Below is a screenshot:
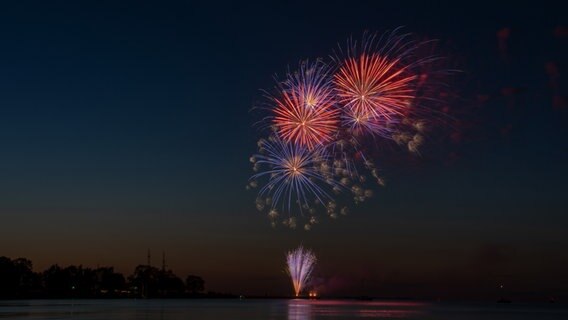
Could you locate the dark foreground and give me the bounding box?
[0,299,567,320]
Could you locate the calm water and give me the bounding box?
[0,299,567,320]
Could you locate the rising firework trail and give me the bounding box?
[286,246,316,297]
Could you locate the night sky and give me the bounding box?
[1,1,567,300]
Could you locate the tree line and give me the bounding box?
[0,256,223,299]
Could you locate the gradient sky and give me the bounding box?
[0,1,567,300]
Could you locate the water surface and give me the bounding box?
[0,299,566,319]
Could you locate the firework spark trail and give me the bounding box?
[334,54,417,138]
[286,246,316,297]
[335,55,416,117]
[250,135,339,218]
[332,29,444,144]
[341,107,397,138]
[272,61,339,150]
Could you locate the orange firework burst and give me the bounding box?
[334,53,417,132]
[272,62,339,150]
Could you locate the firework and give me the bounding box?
[249,135,340,227]
[272,61,340,150]
[286,246,316,297]
[249,29,450,229]
[334,54,416,121]
[341,107,395,138]
[333,30,435,140]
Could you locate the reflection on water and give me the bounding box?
[0,299,567,319]
[287,300,425,319]
[288,300,312,320]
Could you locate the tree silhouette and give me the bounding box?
[95,267,126,295]
[186,275,205,294]
[0,256,210,299]
[129,265,161,298]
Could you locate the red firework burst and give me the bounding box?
[334,53,417,124]
[273,89,339,150]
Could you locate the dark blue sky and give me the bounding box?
[0,1,566,298]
